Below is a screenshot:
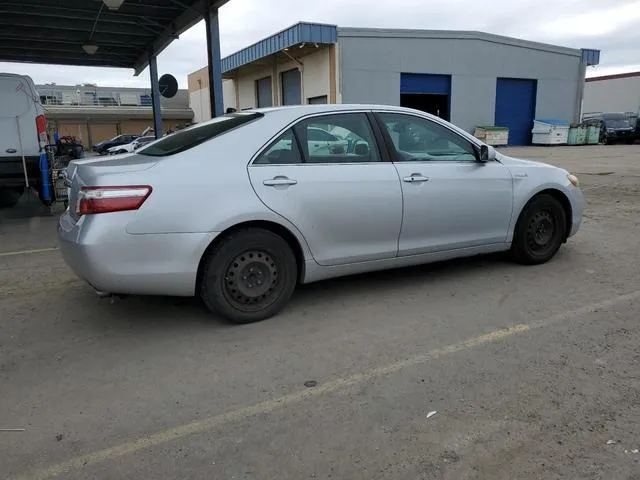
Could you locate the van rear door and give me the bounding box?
[0,75,41,186]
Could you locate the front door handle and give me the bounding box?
[403,174,429,183]
[263,177,297,187]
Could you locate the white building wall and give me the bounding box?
[189,79,237,123]
[302,48,330,102]
[190,88,210,123]
[583,75,640,115]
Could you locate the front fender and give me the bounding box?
[508,177,583,243]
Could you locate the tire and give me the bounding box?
[200,228,297,324]
[511,194,567,265]
[0,188,22,208]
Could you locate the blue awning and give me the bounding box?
[221,22,337,73]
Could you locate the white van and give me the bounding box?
[0,73,47,206]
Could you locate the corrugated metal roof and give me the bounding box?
[0,0,229,74]
[221,22,337,73]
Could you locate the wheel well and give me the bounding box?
[523,189,573,241]
[195,221,306,294]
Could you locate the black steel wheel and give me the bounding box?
[200,228,297,324]
[511,194,567,265]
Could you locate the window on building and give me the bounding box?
[256,77,273,108]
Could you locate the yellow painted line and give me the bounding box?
[13,289,640,480]
[0,247,58,258]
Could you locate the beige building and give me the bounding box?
[38,84,194,147]
[583,72,640,116]
[188,23,339,122]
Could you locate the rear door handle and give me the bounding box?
[263,177,297,187]
[403,174,429,183]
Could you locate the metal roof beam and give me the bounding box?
[0,5,173,25]
[0,53,130,68]
[0,35,147,49]
[0,27,151,46]
[0,15,155,37]
[0,47,137,61]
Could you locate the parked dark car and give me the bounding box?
[583,113,637,145]
[92,134,139,154]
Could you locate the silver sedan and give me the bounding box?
[59,105,583,324]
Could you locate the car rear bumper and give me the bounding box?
[58,210,219,296]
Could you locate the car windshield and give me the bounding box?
[138,112,263,157]
[604,117,633,128]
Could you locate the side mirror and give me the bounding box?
[478,144,496,163]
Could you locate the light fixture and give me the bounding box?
[82,44,99,55]
[102,0,125,10]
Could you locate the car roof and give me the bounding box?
[250,104,423,115]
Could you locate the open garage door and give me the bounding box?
[495,78,538,146]
[400,73,451,121]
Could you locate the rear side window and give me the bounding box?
[138,112,263,157]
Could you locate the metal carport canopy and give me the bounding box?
[0,0,228,75]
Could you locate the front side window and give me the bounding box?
[294,113,381,163]
[378,113,477,162]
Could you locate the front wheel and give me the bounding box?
[200,228,297,324]
[511,194,567,265]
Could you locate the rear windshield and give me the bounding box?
[138,112,263,157]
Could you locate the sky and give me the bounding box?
[1,0,639,89]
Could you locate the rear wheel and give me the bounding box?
[200,228,297,324]
[511,194,567,265]
[0,188,22,208]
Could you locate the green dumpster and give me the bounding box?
[586,125,601,144]
[568,125,588,145]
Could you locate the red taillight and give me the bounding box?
[35,114,47,146]
[77,186,152,216]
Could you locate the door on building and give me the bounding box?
[248,112,403,266]
[281,69,302,106]
[400,73,451,121]
[308,95,328,105]
[256,76,273,108]
[374,111,513,255]
[89,123,118,145]
[495,78,538,145]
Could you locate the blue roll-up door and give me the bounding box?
[256,77,273,108]
[400,73,451,95]
[495,78,538,146]
[281,69,301,105]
